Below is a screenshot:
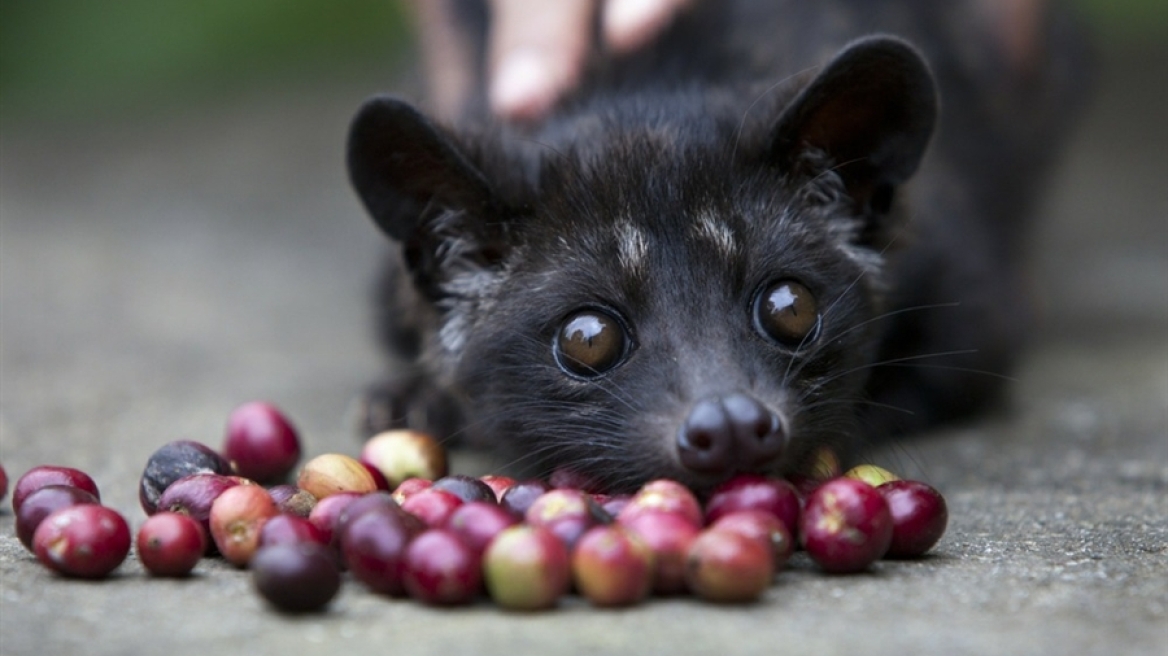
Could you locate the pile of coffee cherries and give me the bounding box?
[6,401,948,613]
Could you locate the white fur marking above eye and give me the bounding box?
[692,211,737,258]
[617,220,649,274]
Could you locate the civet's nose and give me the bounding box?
[676,393,786,474]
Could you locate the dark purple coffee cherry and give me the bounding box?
[155,473,242,550]
[258,514,329,549]
[16,485,100,551]
[499,479,551,519]
[140,440,231,515]
[13,465,101,514]
[431,474,496,504]
[252,543,341,613]
[340,505,421,596]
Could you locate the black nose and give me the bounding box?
[676,393,786,474]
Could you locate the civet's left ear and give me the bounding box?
[770,36,938,216]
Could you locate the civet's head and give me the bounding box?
[348,37,936,492]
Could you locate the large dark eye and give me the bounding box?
[754,280,820,347]
[554,310,628,377]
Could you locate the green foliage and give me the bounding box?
[0,0,413,122]
[1072,0,1168,39]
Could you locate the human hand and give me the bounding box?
[487,0,694,121]
[411,0,694,122]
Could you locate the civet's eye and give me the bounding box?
[753,280,820,347]
[554,309,629,377]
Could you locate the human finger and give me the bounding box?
[488,0,595,121]
[602,0,695,54]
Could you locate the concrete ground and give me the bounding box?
[1,29,1165,656]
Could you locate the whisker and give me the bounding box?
[869,362,1019,383]
[830,301,963,343]
[799,396,918,417]
[805,348,983,392]
[779,226,913,389]
[729,67,819,163]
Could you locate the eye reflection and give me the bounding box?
[555,310,627,377]
[754,280,820,347]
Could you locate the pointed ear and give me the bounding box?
[347,95,497,242]
[772,36,937,215]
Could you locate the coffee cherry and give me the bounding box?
[12,465,100,514]
[595,494,633,518]
[332,493,422,563]
[478,475,517,501]
[685,528,774,602]
[340,505,420,596]
[363,463,392,491]
[617,479,703,528]
[297,453,377,500]
[800,478,893,573]
[34,505,131,579]
[361,430,447,488]
[808,446,842,479]
[390,477,432,504]
[498,479,550,519]
[16,485,100,551]
[222,401,301,484]
[445,501,519,557]
[431,474,496,504]
[400,488,464,528]
[704,474,800,536]
[524,489,605,550]
[156,473,242,550]
[619,510,701,594]
[403,529,483,605]
[252,543,341,613]
[267,485,317,518]
[139,441,231,515]
[877,480,948,558]
[482,525,570,611]
[843,464,900,487]
[137,512,206,577]
[789,447,843,497]
[333,492,402,535]
[548,467,603,493]
[258,514,328,549]
[209,484,278,566]
[709,509,795,571]
[306,491,362,546]
[572,525,655,607]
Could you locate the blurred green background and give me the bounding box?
[0,0,414,125]
[0,0,1164,126]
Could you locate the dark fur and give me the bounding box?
[347,0,1088,492]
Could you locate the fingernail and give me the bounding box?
[605,0,670,52]
[491,50,556,121]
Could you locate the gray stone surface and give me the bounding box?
[1,34,1165,656]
